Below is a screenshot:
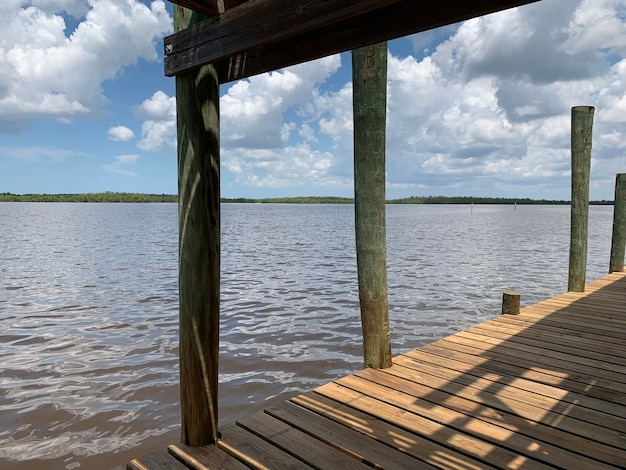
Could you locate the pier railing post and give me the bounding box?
[352,42,392,369]
[568,106,594,292]
[175,6,221,446]
[610,173,626,273]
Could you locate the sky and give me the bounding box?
[1,0,626,200]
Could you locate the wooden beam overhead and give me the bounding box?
[169,0,247,16]
[165,0,541,82]
[165,0,400,77]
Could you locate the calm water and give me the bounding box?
[0,203,614,469]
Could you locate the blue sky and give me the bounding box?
[1,0,626,200]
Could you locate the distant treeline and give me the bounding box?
[0,192,177,203]
[0,192,613,205]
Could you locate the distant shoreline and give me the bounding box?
[0,192,613,205]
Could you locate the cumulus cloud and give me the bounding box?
[121,0,625,199]
[107,125,135,142]
[135,90,176,152]
[0,0,172,132]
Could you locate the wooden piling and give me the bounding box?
[568,106,594,292]
[501,290,520,315]
[352,43,392,369]
[609,173,626,273]
[175,6,221,446]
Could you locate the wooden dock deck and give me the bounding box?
[128,272,626,469]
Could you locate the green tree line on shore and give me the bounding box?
[0,192,613,205]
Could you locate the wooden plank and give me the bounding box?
[455,330,626,375]
[467,323,626,363]
[164,0,400,76]
[237,411,373,470]
[351,368,625,469]
[510,309,626,341]
[127,450,189,470]
[373,360,626,450]
[265,401,437,469]
[217,422,314,470]
[315,380,551,470]
[291,392,502,470]
[360,369,626,468]
[415,342,626,404]
[396,349,626,418]
[165,0,541,79]
[493,315,626,347]
[169,442,249,469]
[429,336,626,393]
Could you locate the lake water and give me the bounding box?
[0,203,615,469]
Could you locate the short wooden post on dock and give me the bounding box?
[175,5,221,446]
[568,106,594,292]
[352,42,392,369]
[502,290,520,315]
[610,173,626,273]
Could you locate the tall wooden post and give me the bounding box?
[610,173,626,273]
[568,106,594,292]
[352,43,392,369]
[175,6,221,446]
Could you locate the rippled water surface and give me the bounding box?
[0,203,614,469]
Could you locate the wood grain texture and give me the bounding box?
[164,0,541,79]
[175,4,221,446]
[127,272,626,469]
[352,43,392,370]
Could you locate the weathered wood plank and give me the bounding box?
[466,323,626,363]
[237,412,373,470]
[265,401,437,470]
[352,368,624,469]
[165,0,540,80]
[164,0,399,76]
[315,380,548,469]
[217,422,315,470]
[396,350,626,418]
[428,336,626,393]
[414,342,626,404]
[169,443,249,469]
[291,392,497,470]
[373,360,626,450]
[127,450,189,470]
[492,315,626,347]
[456,330,626,375]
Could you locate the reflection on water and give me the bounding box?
[0,203,613,469]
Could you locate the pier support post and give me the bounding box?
[610,173,626,273]
[352,43,392,369]
[568,106,594,292]
[502,291,520,315]
[175,6,221,446]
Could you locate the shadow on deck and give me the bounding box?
[128,272,626,469]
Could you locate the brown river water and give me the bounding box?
[0,202,614,469]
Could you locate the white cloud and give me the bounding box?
[124,0,626,199]
[102,153,139,176]
[135,90,176,152]
[0,0,172,131]
[107,125,135,142]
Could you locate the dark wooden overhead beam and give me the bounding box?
[165,0,541,82]
[165,0,400,77]
[169,0,247,16]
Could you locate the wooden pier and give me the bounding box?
[127,271,626,469]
